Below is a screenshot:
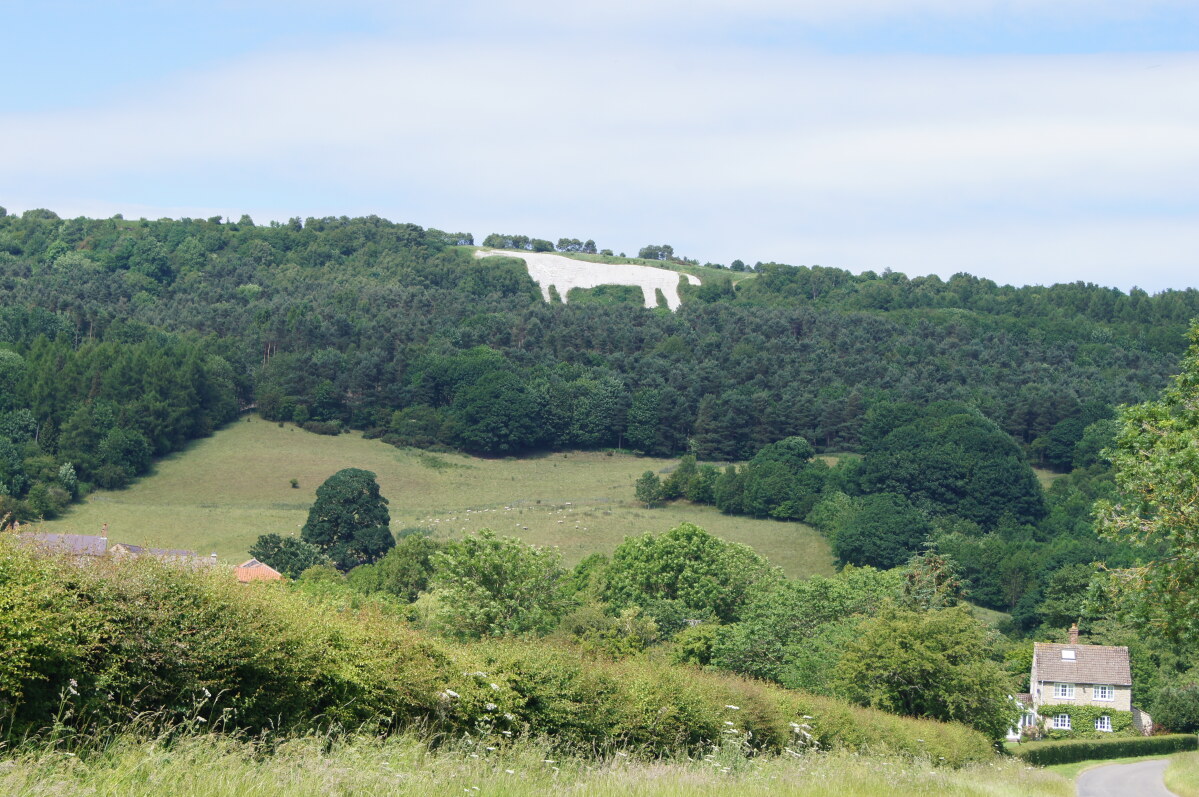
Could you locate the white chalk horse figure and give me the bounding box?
[475,249,700,310]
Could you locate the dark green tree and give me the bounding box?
[833,492,932,569]
[634,470,662,507]
[301,468,394,570]
[248,533,330,578]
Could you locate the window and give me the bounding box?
[1094,685,1115,701]
[1053,683,1075,699]
[1061,649,1076,660]
[1096,715,1112,732]
[1021,712,1037,728]
[1053,714,1071,730]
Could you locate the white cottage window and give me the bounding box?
[1096,715,1112,732]
[1053,714,1071,730]
[1094,685,1115,701]
[1053,683,1075,699]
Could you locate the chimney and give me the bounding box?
[1069,623,1079,645]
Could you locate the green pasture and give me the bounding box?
[37,418,833,575]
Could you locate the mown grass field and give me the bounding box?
[36,417,833,576]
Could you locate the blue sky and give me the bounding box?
[2,1,1197,291]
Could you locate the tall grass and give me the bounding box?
[1167,752,1199,797]
[0,730,1070,797]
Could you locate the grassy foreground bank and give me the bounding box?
[1168,752,1199,797]
[0,732,1069,797]
[38,417,833,576]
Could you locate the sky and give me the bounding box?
[2,1,1197,292]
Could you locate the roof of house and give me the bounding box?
[109,542,218,565]
[236,558,283,582]
[1033,642,1132,686]
[16,532,108,557]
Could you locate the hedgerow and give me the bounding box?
[0,538,992,765]
[1012,734,1198,766]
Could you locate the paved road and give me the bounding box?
[1077,758,1176,797]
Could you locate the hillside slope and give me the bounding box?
[36,417,833,575]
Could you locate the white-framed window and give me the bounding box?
[1053,714,1072,730]
[1094,685,1115,701]
[1053,683,1075,699]
[1021,711,1037,728]
[1096,715,1112,732]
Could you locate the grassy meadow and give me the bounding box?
[0,732,1070,797]
[35,417,833,575]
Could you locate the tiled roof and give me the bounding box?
[1015,693,1032,707]
[17,532,108,556]
[236,558,283,582]
[1033,642,1131,686]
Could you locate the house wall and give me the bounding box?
[1034,683,1131,712]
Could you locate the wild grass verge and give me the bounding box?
[1167,751,1199,797]
[0,730,1069,797]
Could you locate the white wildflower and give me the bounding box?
[485,703,498,711]
[445,689,460,699]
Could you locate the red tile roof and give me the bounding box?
[236,558,283,582]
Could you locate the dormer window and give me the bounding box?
[1061,650,1076,660]
[1053,683,1075,699]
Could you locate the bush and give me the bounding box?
[1154,680,1199,733]
[1012,734,1199,766]
[301,421,341,436]
[0,538,994,765]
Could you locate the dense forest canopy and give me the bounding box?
[0,206,1195,519]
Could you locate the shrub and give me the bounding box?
[301,421,340,436]
[0,540,994,765]
[1012,734,1199,766]
[1154,680,1199,733]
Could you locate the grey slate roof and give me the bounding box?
[17,532,108,557]
[110,542,217,565]
[1033,642,1132,686]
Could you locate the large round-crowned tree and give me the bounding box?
[301,468,395,570]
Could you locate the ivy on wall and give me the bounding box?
[1040,706,1134,739]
